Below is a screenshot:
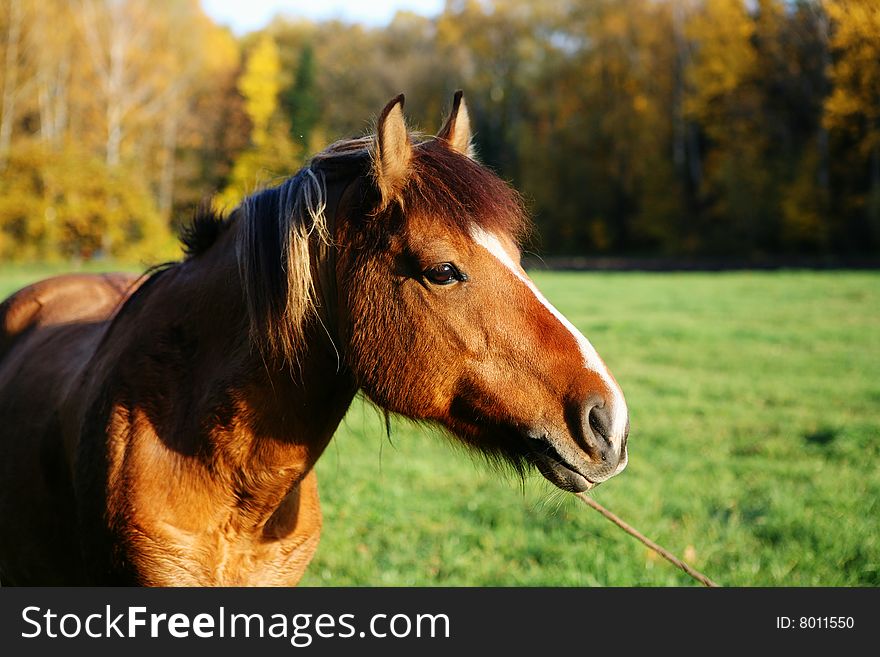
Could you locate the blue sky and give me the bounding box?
[202,0,446,34]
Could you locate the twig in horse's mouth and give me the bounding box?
[574,492,721,588]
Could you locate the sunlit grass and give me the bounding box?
[0,260,144,293]
[2,266,877,586]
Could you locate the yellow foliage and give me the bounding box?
[239,35,282,148]
[823,0,880,151]
[0,0,877,261]
[202,21,240,76]
[218,34,300,211]
[215,138,299,212]
[0,141,174,261]
[684,0,757,126]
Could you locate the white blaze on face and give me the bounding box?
[470,226,629,444]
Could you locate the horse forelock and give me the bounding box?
[403,140,530,244]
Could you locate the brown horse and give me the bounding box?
[0,93,629,586]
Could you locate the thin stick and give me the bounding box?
[575,492,720,588]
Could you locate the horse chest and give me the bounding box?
[122,470,323,586]
[138,527,319,586]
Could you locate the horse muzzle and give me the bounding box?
[523,414,629,493]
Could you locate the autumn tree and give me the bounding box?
[3,0,880,260]
[0,0,242,260]
[769,1,834,250]
[218,35,299,210]
[171,24,247,227]
[824,0,880,245]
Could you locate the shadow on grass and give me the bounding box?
[803,426,839,446]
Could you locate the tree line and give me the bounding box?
[0,0,877,260]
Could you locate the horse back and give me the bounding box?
[0,272,138,585]
[0,273,136,358]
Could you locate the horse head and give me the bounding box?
[328,93,630,492]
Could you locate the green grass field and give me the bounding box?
[1,265,877,586]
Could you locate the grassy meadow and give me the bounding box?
[1,266,877,586]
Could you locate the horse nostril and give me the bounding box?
[588,405,612,444]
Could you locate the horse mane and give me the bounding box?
[180,203,228,258]
[177,134,529,366]
[237,166,331,362]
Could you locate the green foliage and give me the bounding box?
[282,44,320,151]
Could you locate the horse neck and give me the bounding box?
[105,222,357,523]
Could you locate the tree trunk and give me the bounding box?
[36,19,69,148]
[158,109,178,220]
[815,7,830,191]
[672,1,702,192]
[54,55,69,142]
[869,143,880,245]
[0,0,23,170]
[672,1,686,170]
[106,20,125,168]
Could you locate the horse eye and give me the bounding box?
[424,263,462,285]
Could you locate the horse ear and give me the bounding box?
[373,93,412,209]
[437,90,474,157]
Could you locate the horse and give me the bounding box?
[0,92,629,586]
